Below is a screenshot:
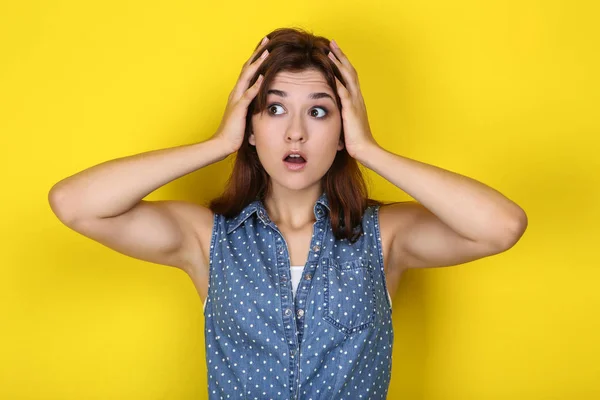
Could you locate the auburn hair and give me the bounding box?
[209,27,388,243]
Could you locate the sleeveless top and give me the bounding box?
[203,191,394,400]
[204,264,378,311]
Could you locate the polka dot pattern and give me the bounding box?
[204,192,393,399]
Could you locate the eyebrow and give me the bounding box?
[267,89,334,102]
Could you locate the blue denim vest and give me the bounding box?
[204,191,393,399]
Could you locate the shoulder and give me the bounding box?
[165,200,216,275]
[195,204,218,271]
[366,200,422,238]
[378,200,423,226]
[375,201,423,272]
[378,200,427,236]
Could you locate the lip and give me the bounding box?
[282,150,307,161]
[282,150,307,171]
[283,159,307,171]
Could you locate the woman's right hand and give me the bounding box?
[212,36,270,155]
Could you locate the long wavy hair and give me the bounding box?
[209,27,388,243]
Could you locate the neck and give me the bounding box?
[263,183,322,229]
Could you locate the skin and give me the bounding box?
[238,38,528,298]
[49,37,527,309]
[249,68,344,232]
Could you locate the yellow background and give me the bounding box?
[2,0,599,398]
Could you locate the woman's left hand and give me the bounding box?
[328,40,380,160]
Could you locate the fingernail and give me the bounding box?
[331,39,338,48]
[261,36,268,45]
[261,49,269,58]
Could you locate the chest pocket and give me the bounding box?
[322,257,376,334]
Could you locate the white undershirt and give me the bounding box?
[290,265,304,300]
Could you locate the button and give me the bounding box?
[280,275,287,282]
[284,308,292,316]
[297,309,304,318]
[290,349,295,357]
[312,245,320,252]
[304,273,312,280]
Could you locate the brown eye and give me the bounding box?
[267,104,284,115]
[311,107,327,118]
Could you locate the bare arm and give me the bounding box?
[48,36,271,276]
[48,139,230,274]
[327,41,527,273]
[49,140,228,222]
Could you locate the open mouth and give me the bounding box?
[283,154,307,170]
[284,154,306,163]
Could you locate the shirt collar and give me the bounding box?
[225,191,330,235]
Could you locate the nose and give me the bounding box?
[285,114,306,143]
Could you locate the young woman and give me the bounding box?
[48,28,527,400]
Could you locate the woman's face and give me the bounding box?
[250,68,344,191]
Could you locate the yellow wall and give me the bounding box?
[2,0,598,398]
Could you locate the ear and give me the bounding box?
[249,131,256,146]
[337,135,344,151]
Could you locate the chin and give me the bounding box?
[279,176,328,193]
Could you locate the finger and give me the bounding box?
[242,47,269,82]
[245,36,270,67]
[232,48,269,101]
[328,51,358,96]
[334,76,351,104]
[239,74,264,106]
[329,40,356,74]
[237,42,268,82]
[236,37,269,81]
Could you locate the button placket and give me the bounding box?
[273,230,299,393]
[295,219,327,348]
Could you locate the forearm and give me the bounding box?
[358,145,527,246]
[49,138,231,222]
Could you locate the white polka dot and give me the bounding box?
[205,198,392,398]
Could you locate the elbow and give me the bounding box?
[48,184,78,226]
[494,208,528,251]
